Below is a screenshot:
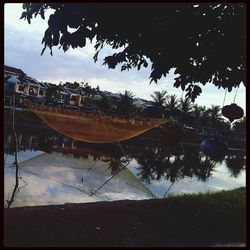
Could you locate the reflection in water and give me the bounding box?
[123,142,222,184]
[4,128,246,207]
[225,153,246,178]
[5,129,246,184]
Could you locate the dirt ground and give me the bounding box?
[4,199,245,247]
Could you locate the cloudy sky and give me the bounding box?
[4,3,246,111]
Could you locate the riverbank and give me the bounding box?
[4,187,245,247]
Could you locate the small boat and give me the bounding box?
[24,100,167,143]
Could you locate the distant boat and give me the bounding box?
[24,100,167,143]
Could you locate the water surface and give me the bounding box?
[4,136,245,208]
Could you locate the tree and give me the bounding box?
[232,116,246,132]
[21,3,246,101]
[147,90,168,118]
[96,93,114,112]
[81,82,97,97]
[178,97,193,124]
[150,90,168,107]
[165,94,179,118]
[199,107,211,127]
[207,105,222,127]
[61,81,80,89]
[225,152,245,178]
[191,104,205,126]
[115,90,135,115]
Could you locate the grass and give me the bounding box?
[154,187,246,244]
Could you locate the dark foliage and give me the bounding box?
[21,3,246,101]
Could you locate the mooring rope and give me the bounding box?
[233,86,239,103]
[222,88,227,107]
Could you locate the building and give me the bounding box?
[4,65,49,106]
[4,65,26,105]
[66,87,85,107]
[4,65,25,80]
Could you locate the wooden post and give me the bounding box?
[7,133,12,144]
[29,136,33,150]
[71,139,75,149]
[26,83,30,96]
[18,134,23,147]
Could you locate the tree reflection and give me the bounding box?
[225,152,246,178]
[126,142,218,183]
[4,128,246,184]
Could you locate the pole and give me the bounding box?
[7,94,20,208]
[29,136,33,150]
[71,139,75,149]
[19,134,23,147]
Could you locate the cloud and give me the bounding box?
[4,3,54,33]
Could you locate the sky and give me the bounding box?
[4,3,246,111]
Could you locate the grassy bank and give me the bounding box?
[4,187,245,247]
[158,187,246,244]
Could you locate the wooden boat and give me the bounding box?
[24,100,167,143]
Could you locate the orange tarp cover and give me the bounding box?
[24,101,166,143]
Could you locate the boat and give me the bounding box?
[23,100,167,143]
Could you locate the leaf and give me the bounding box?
[22,3,31,10]
[20,11,27,20]
[181,83,186,91]
[30,3,43,13]
[41,46,46,55]
[193,85,202,94]
[40,7,45,19]
[52,31,60,46]
[186,84,193,91]
[27,12,31,24]
[93,50,99,63]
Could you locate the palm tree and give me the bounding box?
[165,94,179,117]
[119,90,134,101]
[150,90,168,107]
[207,105,222,128]
[148,90,168,118]
[199,107,210,127]
[232,116,246,132]
[225,153,246,178]
[178,97,193,124]
[97,93,114,111]
[116,90,135,115]
[191,104,205,126]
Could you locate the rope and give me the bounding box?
[100,111,130,164]
[89,161,130,197]
[163,181,175,198]
[87,159,98,171]
[88,110,131,196]
[233,86,239,103]
[222,88,227,107]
